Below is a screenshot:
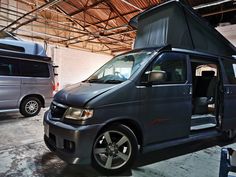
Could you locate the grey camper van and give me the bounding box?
[0,32,55,117]
[43,0,236,175]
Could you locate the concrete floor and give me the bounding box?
[0,110,236,177]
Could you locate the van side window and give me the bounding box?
[0,58,19,76]
[222,60,236,84]
[150,54,187,84]
[20,60,50,78]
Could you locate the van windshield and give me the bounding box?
[87,50,154,84]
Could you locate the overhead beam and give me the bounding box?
[121,0,143,11]
[68,29,135,45]
[0,24,68,40]
[0,0,62,32]
[53,1,113,52]
[82,9,139,29]
[0,8,89,35]
[202,7,236,17]
[193,0,233,10]
[106,1,130,25]
[11,17,37,32]
[69,0,108,16]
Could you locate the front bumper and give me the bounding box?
[43,110,103,165]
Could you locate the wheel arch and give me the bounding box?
[97,119,143,148]
[19,94,45,108]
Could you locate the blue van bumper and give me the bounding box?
[43,110,103,165]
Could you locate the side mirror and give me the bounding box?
[89,75,98,80]
[148,70,167,83]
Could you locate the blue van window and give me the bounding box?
[0,58,19,76]
[20,60,50,78]
[151,54,187,84]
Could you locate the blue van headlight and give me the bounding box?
[64,107,93,120]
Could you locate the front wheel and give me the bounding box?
[92,124,138,175]
[20,97,42,117]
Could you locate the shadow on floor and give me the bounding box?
[0,109,46,122]
[0,112,24,121]
[136,137,236,167]
[36,152,132,177]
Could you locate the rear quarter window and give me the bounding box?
[222,59,236,84]
[20,60,50,78]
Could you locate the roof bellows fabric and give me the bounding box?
[130,0,236,57]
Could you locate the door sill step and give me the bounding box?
[191,123,216,131]
[191,114,215,119]
[142,130,221,154]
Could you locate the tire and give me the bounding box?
[92,124,138,175]
[20,97,42,117]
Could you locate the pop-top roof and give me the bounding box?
[0,31,47,57]
[130,0,236,57]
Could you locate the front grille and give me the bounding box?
[50,101,67,118]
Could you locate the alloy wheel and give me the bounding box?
[93,130,132,170]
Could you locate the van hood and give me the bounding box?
[54,82,116,107]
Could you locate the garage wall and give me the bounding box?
[48,46,112,89]
[216,24,236,46]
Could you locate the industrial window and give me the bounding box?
[20,60,50,78]
[150,53,187,84]
[222,60,236,84]
[0,58,19,76]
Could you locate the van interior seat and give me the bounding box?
[193,71,217,114]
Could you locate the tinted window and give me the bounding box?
[0,58,19,76]
[20,60,50,78]
[222,60,236,84]
[0,43,25,52]
[151,53,187,84]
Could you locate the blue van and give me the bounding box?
[43,1,236,174]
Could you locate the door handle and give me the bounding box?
[183,86,192,95]
[189,86,192,95]
[225,87,230,95]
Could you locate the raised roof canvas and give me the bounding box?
[130,1,236,57]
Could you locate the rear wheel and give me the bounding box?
[20,97,42,117]
[92,124,138,175]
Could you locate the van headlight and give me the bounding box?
[64,108,93,120]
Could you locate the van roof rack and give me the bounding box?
[0,31,47,57]
[0,48,51,62]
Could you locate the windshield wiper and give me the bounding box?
[104,80,123,84]
[87,79,103,83]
